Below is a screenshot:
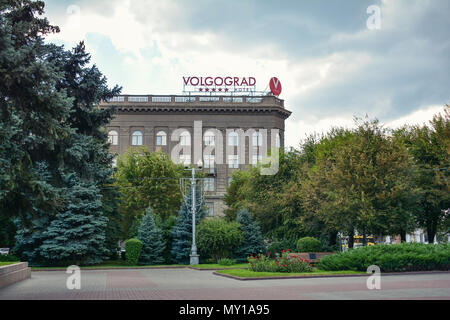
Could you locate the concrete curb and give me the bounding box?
[213,270,450,281]
[0,262,31,288]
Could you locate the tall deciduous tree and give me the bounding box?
[301,119,419,246]
[395,106,450,243]
[115,147,187,238]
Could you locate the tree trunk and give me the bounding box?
[427,223,437,244]
[400,230,406,243]
[348,231,354,249]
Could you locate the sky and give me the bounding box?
[43,0,449,148]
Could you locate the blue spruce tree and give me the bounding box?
[171,185,207,264]
[138,207,165,265]
[233,208,266,262]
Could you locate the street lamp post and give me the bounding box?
[185,160,202,265]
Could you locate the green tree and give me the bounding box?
[233,208,265,262]
[171,186,207,264]
[196,218,243,262]
[3,1,121,265]
[115,148,186,237]
[137,207,165,265]
[395,106,450,243]
[301,119,419,246]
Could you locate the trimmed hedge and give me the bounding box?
[125,238,143,265]
[0,254,19,262]
[296,237,321,252]
[317,243,450,272]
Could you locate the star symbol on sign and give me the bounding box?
[212,88,216,92]
[225,88,229,92]
[199,88,203,92]
[218,88,222,92]
[205,88,209,92]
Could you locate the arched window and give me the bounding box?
[132,130,143,146]
[180,130,191,146]
[156,131,167,146]
[228,131,238,146]
[108,130,118,145]
[275,133,281,148]
[252,131,263,147]
[204,130,215,146]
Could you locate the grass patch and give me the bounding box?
[190,263,248,269]
[215,268,364,278]
[0,262,20,267]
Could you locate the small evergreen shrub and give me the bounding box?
[248,251,313,273]
[297,237,321,252]
[125,238,143,265]
[218,258,237,266]
[318,243,450,272]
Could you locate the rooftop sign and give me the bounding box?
[183,76,256,93]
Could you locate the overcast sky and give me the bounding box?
[43,0,449,148]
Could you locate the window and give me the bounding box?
[204,130,215,146]
[180,154,191,166]
[228,132,238,146]
[203,154,215,168]
[228,155,239,169]
[132,130,143,146]
[206,203,214,217]
[108,130,118,145]
[228,177,233,186]
[275,133,281,148]
[203,178,215,192]
[156,131,167,146]
[180,130,191,146]
[252,131,263,147]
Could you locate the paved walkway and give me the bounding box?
[0,268,449,300]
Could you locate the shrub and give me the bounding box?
[0,254,20,262]
[248,251,313,273]
[125,238,143,265]
[297,237,321,252]
[196,218,243,262]
[218,258,237,266]
[318,243,450,272]
[267,239,297,257]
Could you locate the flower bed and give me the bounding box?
[248,250,313,273]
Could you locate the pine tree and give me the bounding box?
[137,207,165,265]
[234,208,266,262]
[171,186,207,264]
[5,1,121,265]
[39,174,108,265]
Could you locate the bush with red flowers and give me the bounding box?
[247,250,313,273]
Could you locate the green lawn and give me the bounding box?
[190,263,248,270]
[0,262,20,267]
[215,268,365,278]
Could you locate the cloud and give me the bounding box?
[43,0,450,148]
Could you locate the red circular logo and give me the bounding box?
[269,77,282,96]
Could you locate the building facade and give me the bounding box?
[99,94,291,217]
